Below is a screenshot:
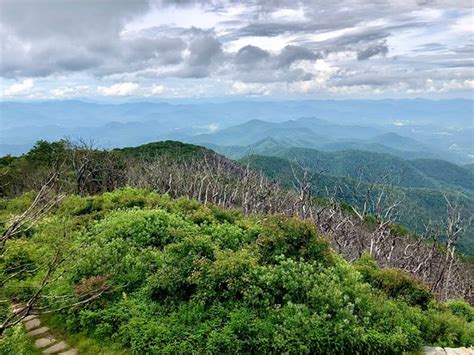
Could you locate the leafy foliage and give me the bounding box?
[116,140,208,161]
[355,253,433,308]
[0,325,39,355]
[1,188,473,353]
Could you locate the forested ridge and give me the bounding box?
[239,150,474,255]
[1,140,473,353]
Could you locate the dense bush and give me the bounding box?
[355,253,433,308]
[0,325,38,355]
[1,188,473,354]
[447,299,474,322]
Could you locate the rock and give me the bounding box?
[59,350,78,355]
[23,315,38,321]
[423,347,474,355]
[27,326,49,336]
[35,337,57,349]
[444,348,474,355]
[423,347,446,354]
[11,305,26,316]
[42,341,68,354]
[24,318,41,331]
[11,304,23,312]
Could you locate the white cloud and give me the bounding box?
[97,82,139,96]
[225,35,292,52]
[1,1,473,99]
[3,79,34,96]
[270,8,306,22]
[51,85,89,98]
[231,81,270,95]
[150,84,165,95]
[289,59,339,93]
[451,13,474,34]
[206,123,220,132]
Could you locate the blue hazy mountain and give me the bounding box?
[1,99,472,163]
[190,116,471,164]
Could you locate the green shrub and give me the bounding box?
[420,305,474,347]
[356,253,433,308]
[2,188,473,354]
[447,299,474,322]
[0,325,37,355]
[255,215,333,265]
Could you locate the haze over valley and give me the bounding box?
[2,99,473,166]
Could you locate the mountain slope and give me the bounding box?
[191,119,329,147]
[189,116,470,164]
[250,146,472,190]
[117,140,210,160]
[241,150,474,255]
[2,188,473,353]
[412,159,474,190]
[370,132,429,152]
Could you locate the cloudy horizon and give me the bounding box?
[1,0,473,100]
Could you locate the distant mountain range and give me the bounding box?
[192,117,470,164]
[1,99,473,164]
[180,113,473,254]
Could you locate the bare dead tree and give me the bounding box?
[290,159,316,220]
[0,174,63,250]
[437,194,472,301]
[0,174,64,334]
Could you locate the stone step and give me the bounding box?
[444,348,474,355]
[424,346,474,354]
[12,307,26,315]
[27,326,50,337]
[424,347,446,354]
[42,341,68,354]
[24,318,41,331]
[11,304,23,312]
[12,302,77,354]
[35,336,58,349]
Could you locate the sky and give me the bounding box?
[0,0,473,100]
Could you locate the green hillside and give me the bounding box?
[1,140,472,256]
[204,138,289,159]
[209,140,473,192]
[208,138,447,163]
[117,140,209,160]
[247,147,473,191]
[1,188,473,353]
[412,159,474,190]
[0,140,212,197]
[242,153,474,255]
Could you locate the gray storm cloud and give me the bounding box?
[0,0,472,96]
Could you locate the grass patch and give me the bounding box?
[40,314,130,355]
